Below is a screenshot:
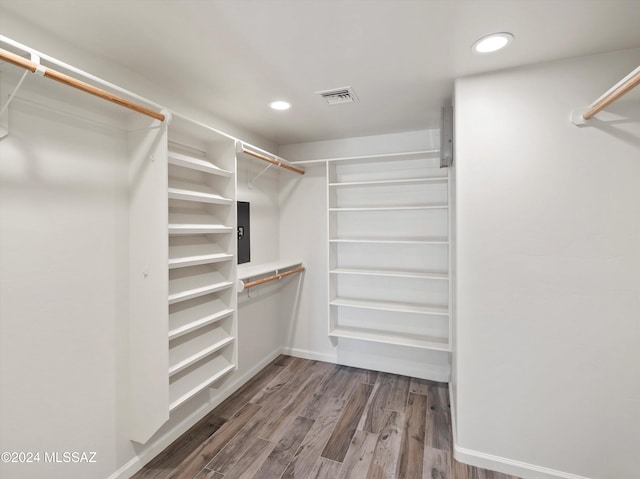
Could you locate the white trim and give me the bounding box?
[108,347,283,479]
[280,346,338,364]
[449,385,593,479]
[452,446,593,479]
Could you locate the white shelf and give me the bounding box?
[329,177,447,187]
[169,252,233,269]
[237,260,303,281]
[330,297,448,316]
[329,204,447,212]
[329,326,449,352]
[169,238,231,267]
[169,307,234,341]
[168,151,232,177]
[330,268,448,280]
[292,149,440,165]
[329,237,448,245]
[169,270,233,304]
[169,359,235,412]
[169,336,235,377]
[168,187,233,206]
[168,224,233,235]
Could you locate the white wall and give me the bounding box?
[235,157,285,373]
[0,9,282,479]
[0,86,130,479]
[278,130,450,378]
[454,48,640,479]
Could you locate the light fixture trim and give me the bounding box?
[269,100,291,110]
[472,32,514,54]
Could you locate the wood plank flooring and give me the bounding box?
[132,356,520,479]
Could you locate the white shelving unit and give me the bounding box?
[166,116,238,414]
[327,150,451,352]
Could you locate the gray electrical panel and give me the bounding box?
[440,106,454,168]
[237,201,250,264]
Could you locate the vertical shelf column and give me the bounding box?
[166,119,238,414]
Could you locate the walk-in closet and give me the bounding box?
[1,2,639,479]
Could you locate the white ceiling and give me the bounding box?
[2,0,640,145]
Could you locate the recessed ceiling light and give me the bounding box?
[269,100,291,110]
[472,32,514,54]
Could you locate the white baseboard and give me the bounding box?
[448,385,592,479]
[280,346,337,363]
[108,347,283,479]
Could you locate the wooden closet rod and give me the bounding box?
[242,266,305,289]
[241,147,305,175]
[583,65,640,120]
[0,48,165,122]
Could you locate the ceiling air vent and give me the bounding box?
[316,86,359,105]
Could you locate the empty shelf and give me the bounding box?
[169,271,233,304]
[169,252,233,269]
[169,307,234,341]
[329,204,448,212]
[169,336,235,377]
[169,224,233,235]
[168,151,232,177]
[330,268,448,280]
[329,177,448,187]
[168,187,233,206]
[237,260,303,281]
[329,325,450,352]
[169,360,235,412]
[330,297,448,316]
[329,237,448,245]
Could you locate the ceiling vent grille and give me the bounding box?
[316,86,359,105]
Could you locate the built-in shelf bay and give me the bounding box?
[327,150,451,354]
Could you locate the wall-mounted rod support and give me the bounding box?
[241,146,305,175]
[242,266,305,290]
[248,163,273,189]
[582,65,640,121]
[0,48,166,122]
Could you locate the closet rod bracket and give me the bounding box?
[0,69,30,140]
[248,163,273,189]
